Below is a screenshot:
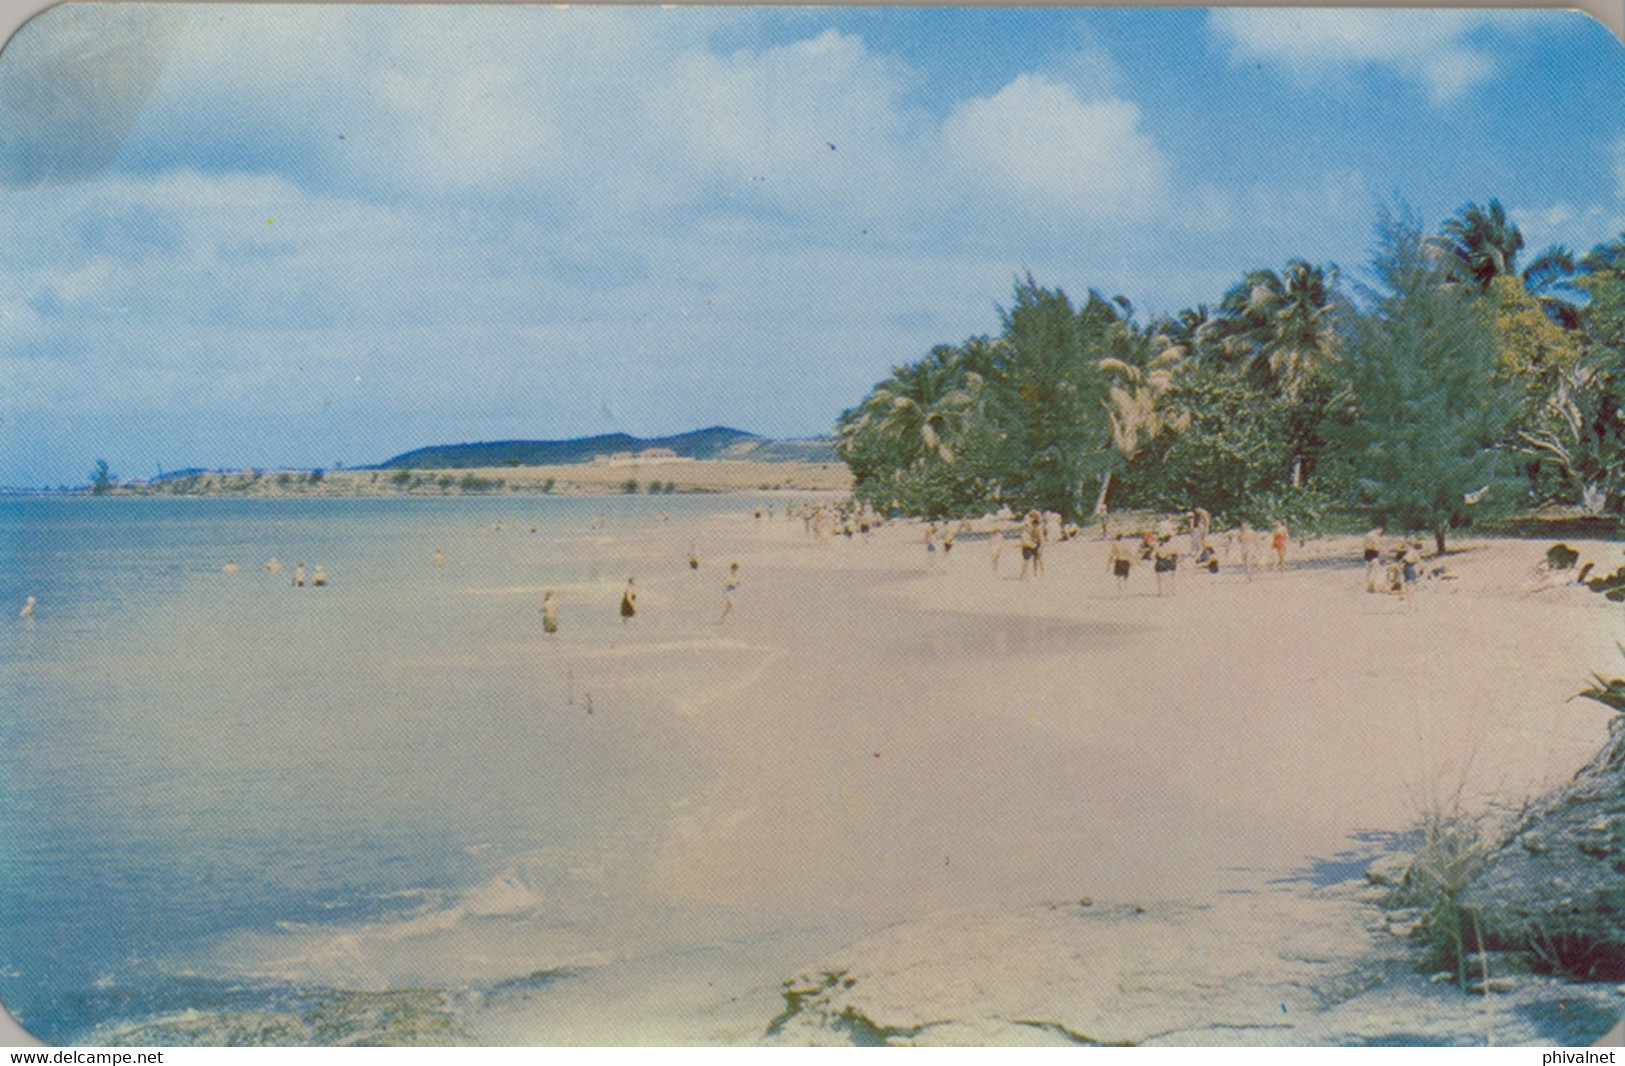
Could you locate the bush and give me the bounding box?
[1406,804,1490,988]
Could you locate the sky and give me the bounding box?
[0,3,1623,487]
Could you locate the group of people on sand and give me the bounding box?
[1101,510,1291,595]
[539,551,743,635]
[1363,527,1430,604]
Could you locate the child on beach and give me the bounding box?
[1271,523,1289,573]
[720,562,740,622]
[541,589,559,634]
[1108,535,1134,594]
[1401,541,1421,608]
[1363,527,1384,592]
[620,578,637,623]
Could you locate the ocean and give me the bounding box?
[0,493,770,1043]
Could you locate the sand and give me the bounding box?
[445,509,1624,1042]
[107,459,852,496]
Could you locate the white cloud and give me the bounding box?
[1514,201,1625,258]
[940,75,1170,223]
[1211,9,1529,104]
[641,29,924,222]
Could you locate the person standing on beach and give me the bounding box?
[1019,511,1043,579]
[990,529,1004,575]
[1108,535,1134,595]
[1401,540,1421,609]
[1153,535,1178,596]
[688,543,700,572]
[924,523,938,570]
[1237,523,1258,581]
[620,578,637,623]
[719,562,740,622]
[1190,508,1210,560]
[1363,527,1384,592]
[541,589,559,635]
[1271,522,1289,573]
[293,562,306,588]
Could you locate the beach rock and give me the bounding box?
[765,885,1411,1046]
[764,885,1625,1046]
[1467,715,1625,979]
[91,988,472,1047]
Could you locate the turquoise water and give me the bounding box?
[0,494,743,1042]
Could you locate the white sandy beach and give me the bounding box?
[451,510,1625,1041]
[82,502,1621,1045]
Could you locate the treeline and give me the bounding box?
[837,202,1625,550]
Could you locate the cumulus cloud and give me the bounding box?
[1210,9,1530,104]
[940,74,1170,224]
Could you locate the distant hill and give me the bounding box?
[375,426,839,469]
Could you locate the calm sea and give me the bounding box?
[0,493,755,1042]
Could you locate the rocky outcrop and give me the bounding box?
[92,988,472,1047]
[1469,715,1625,979]
[763,884,1625,1046]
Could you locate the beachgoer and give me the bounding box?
[19,596,35,619]
[1018,511,1043,579]
[688,543,700,571]
[720,562,740,621]
[433,547,444,568]
[223,561,239,573]
[1401,540,1422,608]
[1108,535,1134,594]
[293,562,306,588]
[620,578,637,623]
[1190,507,1211,560]
[924,523,938,570]
[541,589,559,634]
[1154,535,1179,596]
[1237,523,1258,581]
[1363,527,1384,592]
[942,529,955,556]
[990,529,1004,575]
[311,566,327,587]
[265,557,283,574]
[1271,523,1289,573]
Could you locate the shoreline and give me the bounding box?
[23,500,1625,1045]
[48,459,853,499]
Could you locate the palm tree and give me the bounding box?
[1261,259,1339,403]
[1433,199,1525,293]
[1097,344,1189,460]
[843,347,982,468]
[1208,260,1339,401]
[1521,245,1582,330]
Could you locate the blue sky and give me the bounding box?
[0,4,1622,487]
